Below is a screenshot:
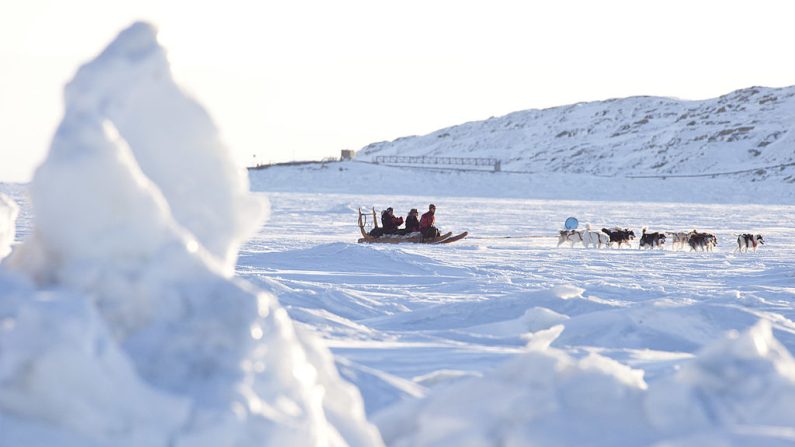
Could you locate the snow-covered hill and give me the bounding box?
[359,86,795,180]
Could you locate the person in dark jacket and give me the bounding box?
[381,207,404,234]
[404,208,420,233]
[419,204,440,238]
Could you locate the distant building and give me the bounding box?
[340,149,356,161]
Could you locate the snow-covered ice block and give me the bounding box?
[0,193,18,259]
[63,21,266,274]
[0,21,382,447]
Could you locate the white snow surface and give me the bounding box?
[375,321,795,447]
[230,184,795,446]
[250,160,795,204]
[0,22,380,447]
[6,172,795,447]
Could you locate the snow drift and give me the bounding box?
[0,21,381,446]
[375,321,795,447]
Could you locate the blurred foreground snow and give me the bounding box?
[0,22,380,447]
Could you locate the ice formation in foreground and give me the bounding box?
[0,193,17,259]
[63,21,264,274]
[0,22,381,447]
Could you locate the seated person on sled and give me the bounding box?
[380,207,404,234]
[419,204,440,238]
[405,208,420,233]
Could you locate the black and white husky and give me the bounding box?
[601,227,635,248]
[688,230,717,251]
[736,234,764,252]
[639,227,666,249]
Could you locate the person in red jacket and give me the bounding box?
[381,207,404,234]
[419,204,440,238]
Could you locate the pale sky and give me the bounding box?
[2,0,794,182]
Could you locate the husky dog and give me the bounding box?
[666,232,690,251]
[688,230,717,251]
[736,233,764,252]
[639,227,666,249]
[582,224,609,248]
[557,230,583,248]
[601,227,636,248]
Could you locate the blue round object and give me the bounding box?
[564,217,579,230]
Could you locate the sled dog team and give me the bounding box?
[366,204,765,252]
[558,226,764,252]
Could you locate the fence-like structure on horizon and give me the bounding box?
[373,155,501,172]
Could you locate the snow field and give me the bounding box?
[250,160,795,205]
[238,191,795,445]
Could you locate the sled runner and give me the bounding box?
[357,208,467,244]
[435,231,468,244]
